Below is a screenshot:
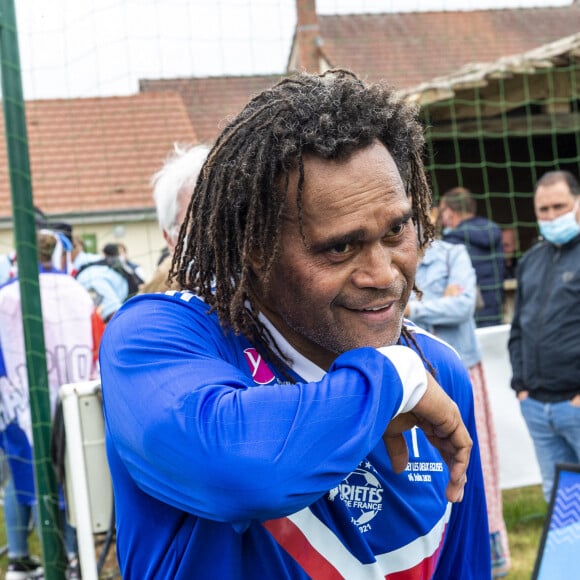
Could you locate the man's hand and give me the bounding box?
[382,372,472,503]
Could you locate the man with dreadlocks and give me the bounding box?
[100,70,490,579]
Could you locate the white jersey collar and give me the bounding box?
[258,313,326,382]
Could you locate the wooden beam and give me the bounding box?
[422,68,580,122]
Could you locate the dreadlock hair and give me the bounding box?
[171,69,435,371]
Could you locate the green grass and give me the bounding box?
[0,485,547,578]
[503,484,547,579]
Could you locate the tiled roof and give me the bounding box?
[316,5,580,88]
[141,6,580,145]
[139,75,286,144]
[0,92,198,219]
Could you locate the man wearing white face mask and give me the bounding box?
[508,170,580,502]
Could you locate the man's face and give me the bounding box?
[251,141,419,370]
[534,180,578,222]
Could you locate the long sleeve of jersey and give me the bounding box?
[101,293,423,524]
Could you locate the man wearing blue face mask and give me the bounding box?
[508,170,580,503]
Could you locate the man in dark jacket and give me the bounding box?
[508,170,580,502]
[439,187,505,327]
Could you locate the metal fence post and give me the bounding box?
[0,0,67,577]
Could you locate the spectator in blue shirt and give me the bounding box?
[439,187,505,327]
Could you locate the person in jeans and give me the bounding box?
[509,170,580,502]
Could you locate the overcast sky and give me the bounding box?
[14,0,572,100]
